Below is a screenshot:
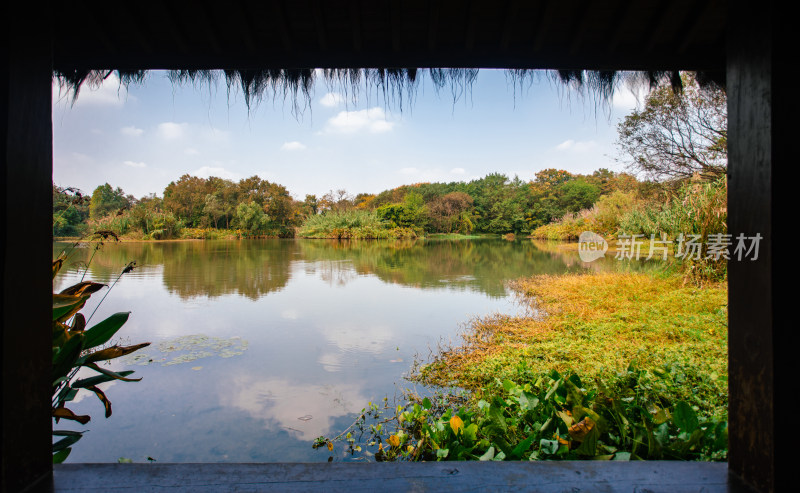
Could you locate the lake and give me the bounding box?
[53,238,633,462]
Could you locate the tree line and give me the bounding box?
[53,167,649,240]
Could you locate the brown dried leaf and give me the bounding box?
[84,343,151,364]
[53,407,91,425]
[87,385,113,418]
[568,417,596,442]
[60,281,106,297]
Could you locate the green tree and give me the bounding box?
[235,201,269,233]
[427,192,474,233]
[203,194,225,228]
[557,179,600,214]
[53,185,90,236]
[89,183,131,220]
[163,175,211,227]
[304,194,319,216]
[616,72,727,181]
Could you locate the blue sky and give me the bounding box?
[52,69,643,200]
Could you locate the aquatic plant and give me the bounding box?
[315,365,727,462]
[51,245,149,463]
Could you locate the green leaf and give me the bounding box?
[518,391,539,411]
[83,312,130,349]
[539,439,559,455]
[422,397,432,410]
[511,435,535,459]
[53,448,72,464]
[72,371,136,389]
[53,434,82,452]
[84,363,142,382]
[463,423,479,442]
[52,294,87,322]
[575,426,599,456]
[478,446,495,461]
[53,430,84,437]
[713,421,728,450]
[545,379,561,401]
[673,401,698,433]
[436,448,449,459]
[613,452,631,461]
[52,333,85,384]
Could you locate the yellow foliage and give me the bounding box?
[449,415,464,435]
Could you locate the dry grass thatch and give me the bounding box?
[53,68,724,113]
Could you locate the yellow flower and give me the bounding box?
[388,435,400,447]
[326,441,333,452]
[407,445,415,453]
[449,415,464,435]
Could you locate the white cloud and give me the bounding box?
[324,107,394,134]
[397,167,476,183]
[123,161,147,168]
[555,139,597,152]
[220,375,368,441]
[281,141,307,151]
[120,126,144,137]
[157,122,188,140]
[612,85,647,111]
[319,92,344,108]
[192,166,241,181]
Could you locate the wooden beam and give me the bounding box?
[312,0,328,52]
[160,1,191,54]
[677,0,716,53]
[500,0,521,52]
[123,5,155,54]
[727,2,782,492]
[605,0,635,54]
[2,8,54,492]
[233,0,257,53]
[196,0,224,55]
[349,0,362,52]
[644,1,680,53]
[389,0,401,53]
[465,0,478,52]
[532,0,559,52]
[428,0,440,53]
[52,462,736,491]
[270,0,293,55]
[568,2,595,55]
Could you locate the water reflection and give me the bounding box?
[51,238,651,462]
[57,238,611,300]
[220,375,369,441]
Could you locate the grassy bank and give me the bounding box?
[418,271,727,416]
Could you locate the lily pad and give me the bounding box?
[122,334,249,367]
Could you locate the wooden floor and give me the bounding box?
[49,461,749,492]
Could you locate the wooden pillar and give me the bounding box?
[1,9,54,492]
[727,1,784,491]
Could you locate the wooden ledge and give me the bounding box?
[50,461,748,492]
